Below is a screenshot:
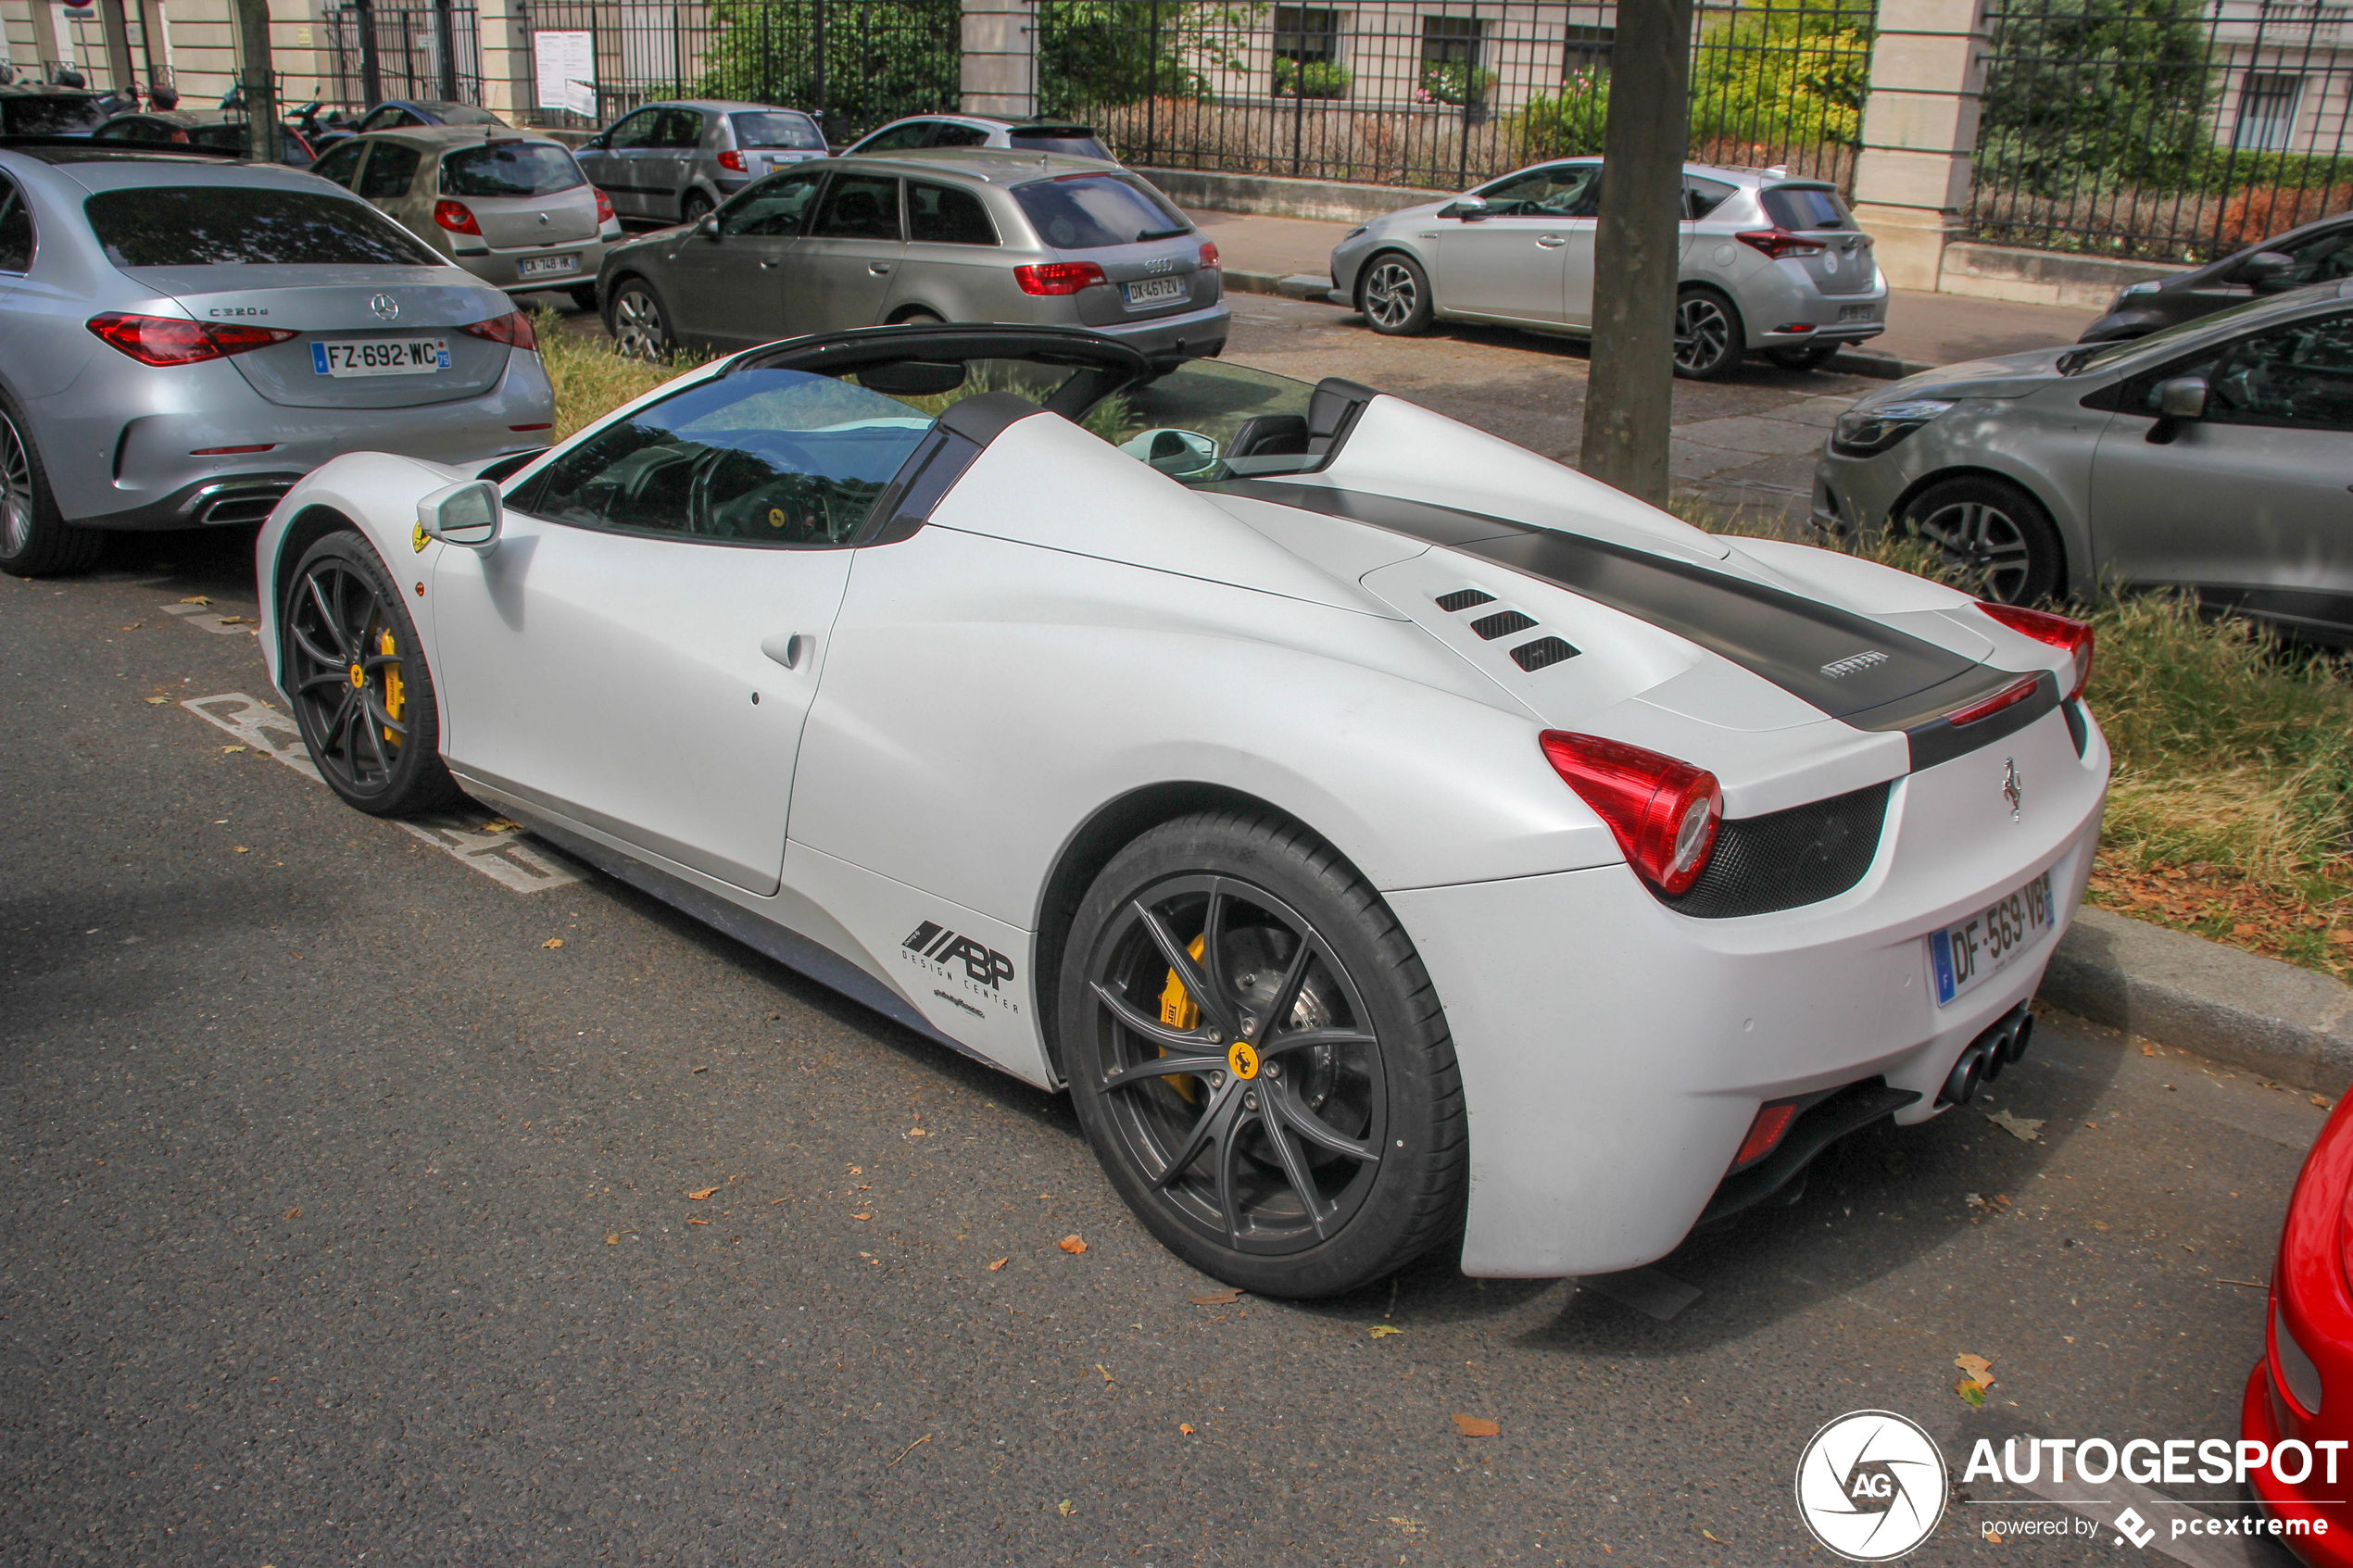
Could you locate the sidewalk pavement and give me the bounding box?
[1186,207,2102,372]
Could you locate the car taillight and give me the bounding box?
[1979,601,2095,702]
[462,310,538,351]
[86,312,296,366]
[1199,240,1220,270]
[595,187,615,223]
[1946,674,2042,728]
[1013,261,1109,295]
[1539,731,1723,897]
[717,148,746,171]
[1734,1100,1800,1168]
[434,199,482,235]
[1737,228,1826,261]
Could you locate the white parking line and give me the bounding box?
[180,692,580,895]
[159,601,259,636]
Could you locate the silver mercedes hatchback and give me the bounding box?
[1328,158,1888,379]
[0,144,554,576]
[596,148,1227,361]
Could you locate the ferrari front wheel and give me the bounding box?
[283,532,459,817]
[1062,811,1466,1298]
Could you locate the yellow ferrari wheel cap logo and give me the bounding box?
[1227,1040,1261,1080]
[347,663,365,689]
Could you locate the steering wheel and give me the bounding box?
[684,430,824,539]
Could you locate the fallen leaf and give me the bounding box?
[2140,1042,2159,1056]
[143,696,167,705]
[986,1257,1009,1272]
[1983,1107,2044,1141]
[852,1212,872,1222]
[1955,1352,1994,1384]
[2234,922,2260,937]
[221,745,246,754]
[687,1217,711,1225]
[607,1234,621,1245]
[283,1207,300,1221]
[1702,1529,1726,1544]
[908,1126,928,1136]
[1096,1363,1113,1383]
[1188,1289,1241,1306]
[1956,1376,1987,1407]
[1058,1235,1088,1255]
[1370,1324,1405,1338]
[2332,929,2353,947]
[1179,1423,1195,1436]
[233,846,250,854]
[481,817,521,833]
[2315,1095,2334,1109]
[686,1187,719,1200]
[216,615,246,626]
[180,596,210,606]
[1056,1500,1075,1518]
[1452,1413,1501,1437]
[541,938,564,949]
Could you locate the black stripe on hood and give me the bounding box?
[1212,480,2053,766]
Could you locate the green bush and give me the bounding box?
[1273,57,1352,99]
[1978,0,2215,197]
[1688,1,1870,148]
[1514,69,1610,158]
[695,0,958,131]
[1417,61,1496,107]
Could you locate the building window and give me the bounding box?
[1273,6,1349,97]
[1420,14,1491,105]
[1562,23,1613,76]
[2237,71,2305,150]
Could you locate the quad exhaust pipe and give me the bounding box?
[1938,1004,2035,1107]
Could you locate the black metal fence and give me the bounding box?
[1034,0,1873,193]
[515,0,959,140]
[1969,0,2353,264]
[324,0,485,110]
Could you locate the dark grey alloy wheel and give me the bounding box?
[679,191,714,228]
[1899,474,2064,606]
[1360,255,1434,335]
[1673,287,1744,381]
[0,399,102,578]
[1063,812,1466,1298]
[607,280,672,360]
[283,533,460,817]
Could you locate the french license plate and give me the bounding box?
[518,252,580,279]
[1929,870,2057,1007]
[1839,303,1879,322]
[311,338,449,377]
[1124,276,1186,307]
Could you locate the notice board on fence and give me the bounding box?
[535,31,596,118]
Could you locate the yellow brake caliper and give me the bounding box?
[379,627,405,747]
[1158,935,1208,1102]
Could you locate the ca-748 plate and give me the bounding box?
[1929,870,2056,1007]
[311,338,449,377]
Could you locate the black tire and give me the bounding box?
[281,531,461,817]
[0,393,103,578]
[1673,285,1745,381]
[678,191,713,229]
[1357,252,1435,336]
[1764,341,1840,372]
[1898,473,2066,606]
[567,281,599,312]
[1060,810,1466,1298]
[605,276,671,360]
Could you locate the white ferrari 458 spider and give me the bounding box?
[256,324,2108,1298]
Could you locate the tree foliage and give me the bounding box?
[694,0,960,135]
[1686,0,1872,149]
[1977,0,2216,195]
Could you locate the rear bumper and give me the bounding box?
[1087,300,1230,360]
[449,234,618,295]
[1735,262,1889,348]
[2244,1361,2353,1566]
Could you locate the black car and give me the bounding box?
[311,99,507,148]
[0,86,111,138]
[91,109,319,168]
[2079,208,2353,343]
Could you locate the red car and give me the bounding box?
[2247,1092,2353,1562]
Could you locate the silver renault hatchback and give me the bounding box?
[1328,158,1888,379]
[596,148,1227,360]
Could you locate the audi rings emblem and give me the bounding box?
[370,293,400,320]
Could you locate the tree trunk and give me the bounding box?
[233,0,281,165]
[1578,0,1694,508]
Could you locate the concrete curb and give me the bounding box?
[1219,270,1939,381]
[2039,908,2353,1095]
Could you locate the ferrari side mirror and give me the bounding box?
[418,478,502,549]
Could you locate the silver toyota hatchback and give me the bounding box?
[596,148,1227,360]
[0,144,554,576]
[1328,159,1888,379]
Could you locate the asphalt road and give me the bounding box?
[0,532,2327,1565]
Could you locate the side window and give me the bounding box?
[1475,164,1595,217]
[907,182,997,245]
[0,175,34,273]
[931,123,991,148]
[606,109,660,150]
[358,143,421,199]
[522,367,936,546]
[2207,312,2353,430]
[1114,358,1329,479]
[311,138,368,188]
[657,108,705,149]
[2272,226,2353,287]
[719,169,823,237]
[358,107,399,132]
[810,174,900,241]
[1686,176,1735,220]
[860,121,931,152]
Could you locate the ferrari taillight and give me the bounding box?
[1013,261,1109,295]
[87,312,296,366]
[434,199,482,235]
[462,310,538,351]
[1540,731,1723,897]
[1979,601,2095,702]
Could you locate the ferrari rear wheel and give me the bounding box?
[1062,811,1466,1298]
[283,532,459,817]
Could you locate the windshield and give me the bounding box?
[732,111,824,150]
[440,142,585,197]
[85,186,444,267]
[2060,291,2302,376]
[2,94,105,135]
[1010,129,1113,160]
[1013,174,1187,250]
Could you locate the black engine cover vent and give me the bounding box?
[1435,588,1496,613]
[1510,636,1580,671]
[1470,609,1538,641]
[1656,781,1893,920]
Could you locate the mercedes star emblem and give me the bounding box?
[370,293,399,320]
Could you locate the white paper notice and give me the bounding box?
[535,30,596,117]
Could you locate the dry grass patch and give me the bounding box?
[535,310,711,442]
